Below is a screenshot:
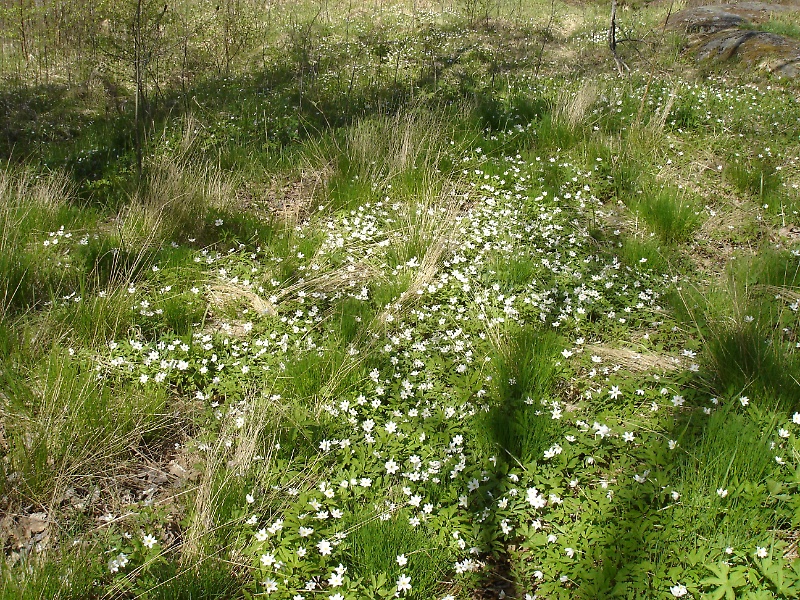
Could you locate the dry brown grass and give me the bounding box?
[181,393,276,563]
[208,282,277,317]
[585,343,684,372]
[553,79,598,130]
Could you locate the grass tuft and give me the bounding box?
[635,185,702,245]
[482,325,562,462]
[346,515,451,599]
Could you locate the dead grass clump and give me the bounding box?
[553,79,598,131]
[585,343,684,372]
[208,282,277,317]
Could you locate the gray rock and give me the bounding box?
[668,2,798,33]
[668,3,800,77]
[669,6,746,33]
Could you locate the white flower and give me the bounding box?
[717,488,728,498]
[740,396,749,406]
[565,547,575,558]
[778,428,790,438]
[793,412,800,424]
[396,574,412,593]
[593,422,611,438]
[670,583,688,597]
[299,526,313,537]
[397,554,408,566]
[261,579,278,594]
[609,386,622,399]
[543,444,562,459]
[328,572,343,587]
[142,534,157,549]
[385,459,399,474]
[756,546,768,558]
[622,431,634,442]
[261,553,275,566]
[317,539,332,555]
[526,487,547,509]
[246,493,255,504]
[268,519,284,534]
[255,529,268,542]
[109,552,128,573]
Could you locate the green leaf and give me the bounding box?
[701,562,747,600]
[758,557,800,597]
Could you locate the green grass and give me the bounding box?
[331,297,376,346]
[1,348,170,503]
[744,18,800,41]
[3,1,800,599]
[481,325,562,462]
[581,138,644,203]
[675,250,800,409]
[0,550,98,600]
[0,170,86,318]
[635,185,702,245]
[702,319,800,405]
[134,560,240,600]
[491,254,538,289]
[724,157,782,201]
[675,405,784,547]
[346,515,452,599]
[616,236,669,273]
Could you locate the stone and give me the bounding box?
[667,3,800,77]
[669,2,799,33]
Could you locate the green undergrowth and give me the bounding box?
[3,2,800,599]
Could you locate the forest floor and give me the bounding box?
[2,1,800,598]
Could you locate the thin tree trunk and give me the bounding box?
[608,0,628,76]
[135,0,143,182]
[18,0,28,60]
[663,0,675,32]
[534,0,556,78]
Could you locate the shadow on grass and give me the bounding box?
[0,18,551,210]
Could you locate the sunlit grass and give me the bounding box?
[635,184,702,245]
[2,1,800,598]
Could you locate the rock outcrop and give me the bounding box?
[668,2,800,77]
